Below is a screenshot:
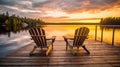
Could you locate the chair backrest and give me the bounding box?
[29,27,47,47]
[73,27,89,46]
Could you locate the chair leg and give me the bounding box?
[71,47,75,55]
[77,47,79,53]
[41,47,43,50]
[66,43,68,50]
[69,46,75,55]
[52,44,53,50]
[77,47,79,51]
[29,46,37,56]
[46,44,52,56]
[82,46,90,54]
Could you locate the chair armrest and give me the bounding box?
[86,37,88,39]
[63,36,74,43]
[63,36,74,40]
[46,36,56,43]
[67,38,74,40]
[28,37,33,40]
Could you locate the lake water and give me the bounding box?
[43,25,120,46]
[0,31,33,57]
[0,25,120,57]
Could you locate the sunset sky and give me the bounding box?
[0,0,120,23]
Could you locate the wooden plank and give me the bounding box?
[0,40,120,67]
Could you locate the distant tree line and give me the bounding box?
[0,11,44,35]
[100,17,120,25]
[0,11,44,27]
[100,17,120,29]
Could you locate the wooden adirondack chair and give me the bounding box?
[63,27,90,55]
[29,27,56,56]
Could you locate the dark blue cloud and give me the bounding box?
[0,0,18,6]
[32,0,51,7]
[0,0,120,18]
[90,0,118,5]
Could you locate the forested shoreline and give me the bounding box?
[0,12,44,35]
[0,11,44,27]
[100,17,120,25]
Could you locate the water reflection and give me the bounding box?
[0,24,29,37]
[0,24,32,57]
[0,25,120,43]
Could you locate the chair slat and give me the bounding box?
[29,28,47,47]
[63,27,90,55]
[73,27,89,46]
[29,27,56,56]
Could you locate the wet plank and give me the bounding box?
[0,40,120,67]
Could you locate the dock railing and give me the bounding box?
[95,25,120,46]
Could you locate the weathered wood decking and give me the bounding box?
[0,40,120,67]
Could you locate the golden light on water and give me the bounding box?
[44,25,98,40]
[43,25,120,46]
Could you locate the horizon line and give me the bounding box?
[40,22,100,25]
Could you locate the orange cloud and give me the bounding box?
[0,0,120,23]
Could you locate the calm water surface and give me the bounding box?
[0,31,32,57]
[44,25,120,46]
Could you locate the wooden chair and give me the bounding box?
[29,27,56,56]
[63,27,90,55]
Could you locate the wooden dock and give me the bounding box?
[0,40,120,67]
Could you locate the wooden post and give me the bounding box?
[112,27,115,46]
[95,25,97,41]
[101,27,103,42]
